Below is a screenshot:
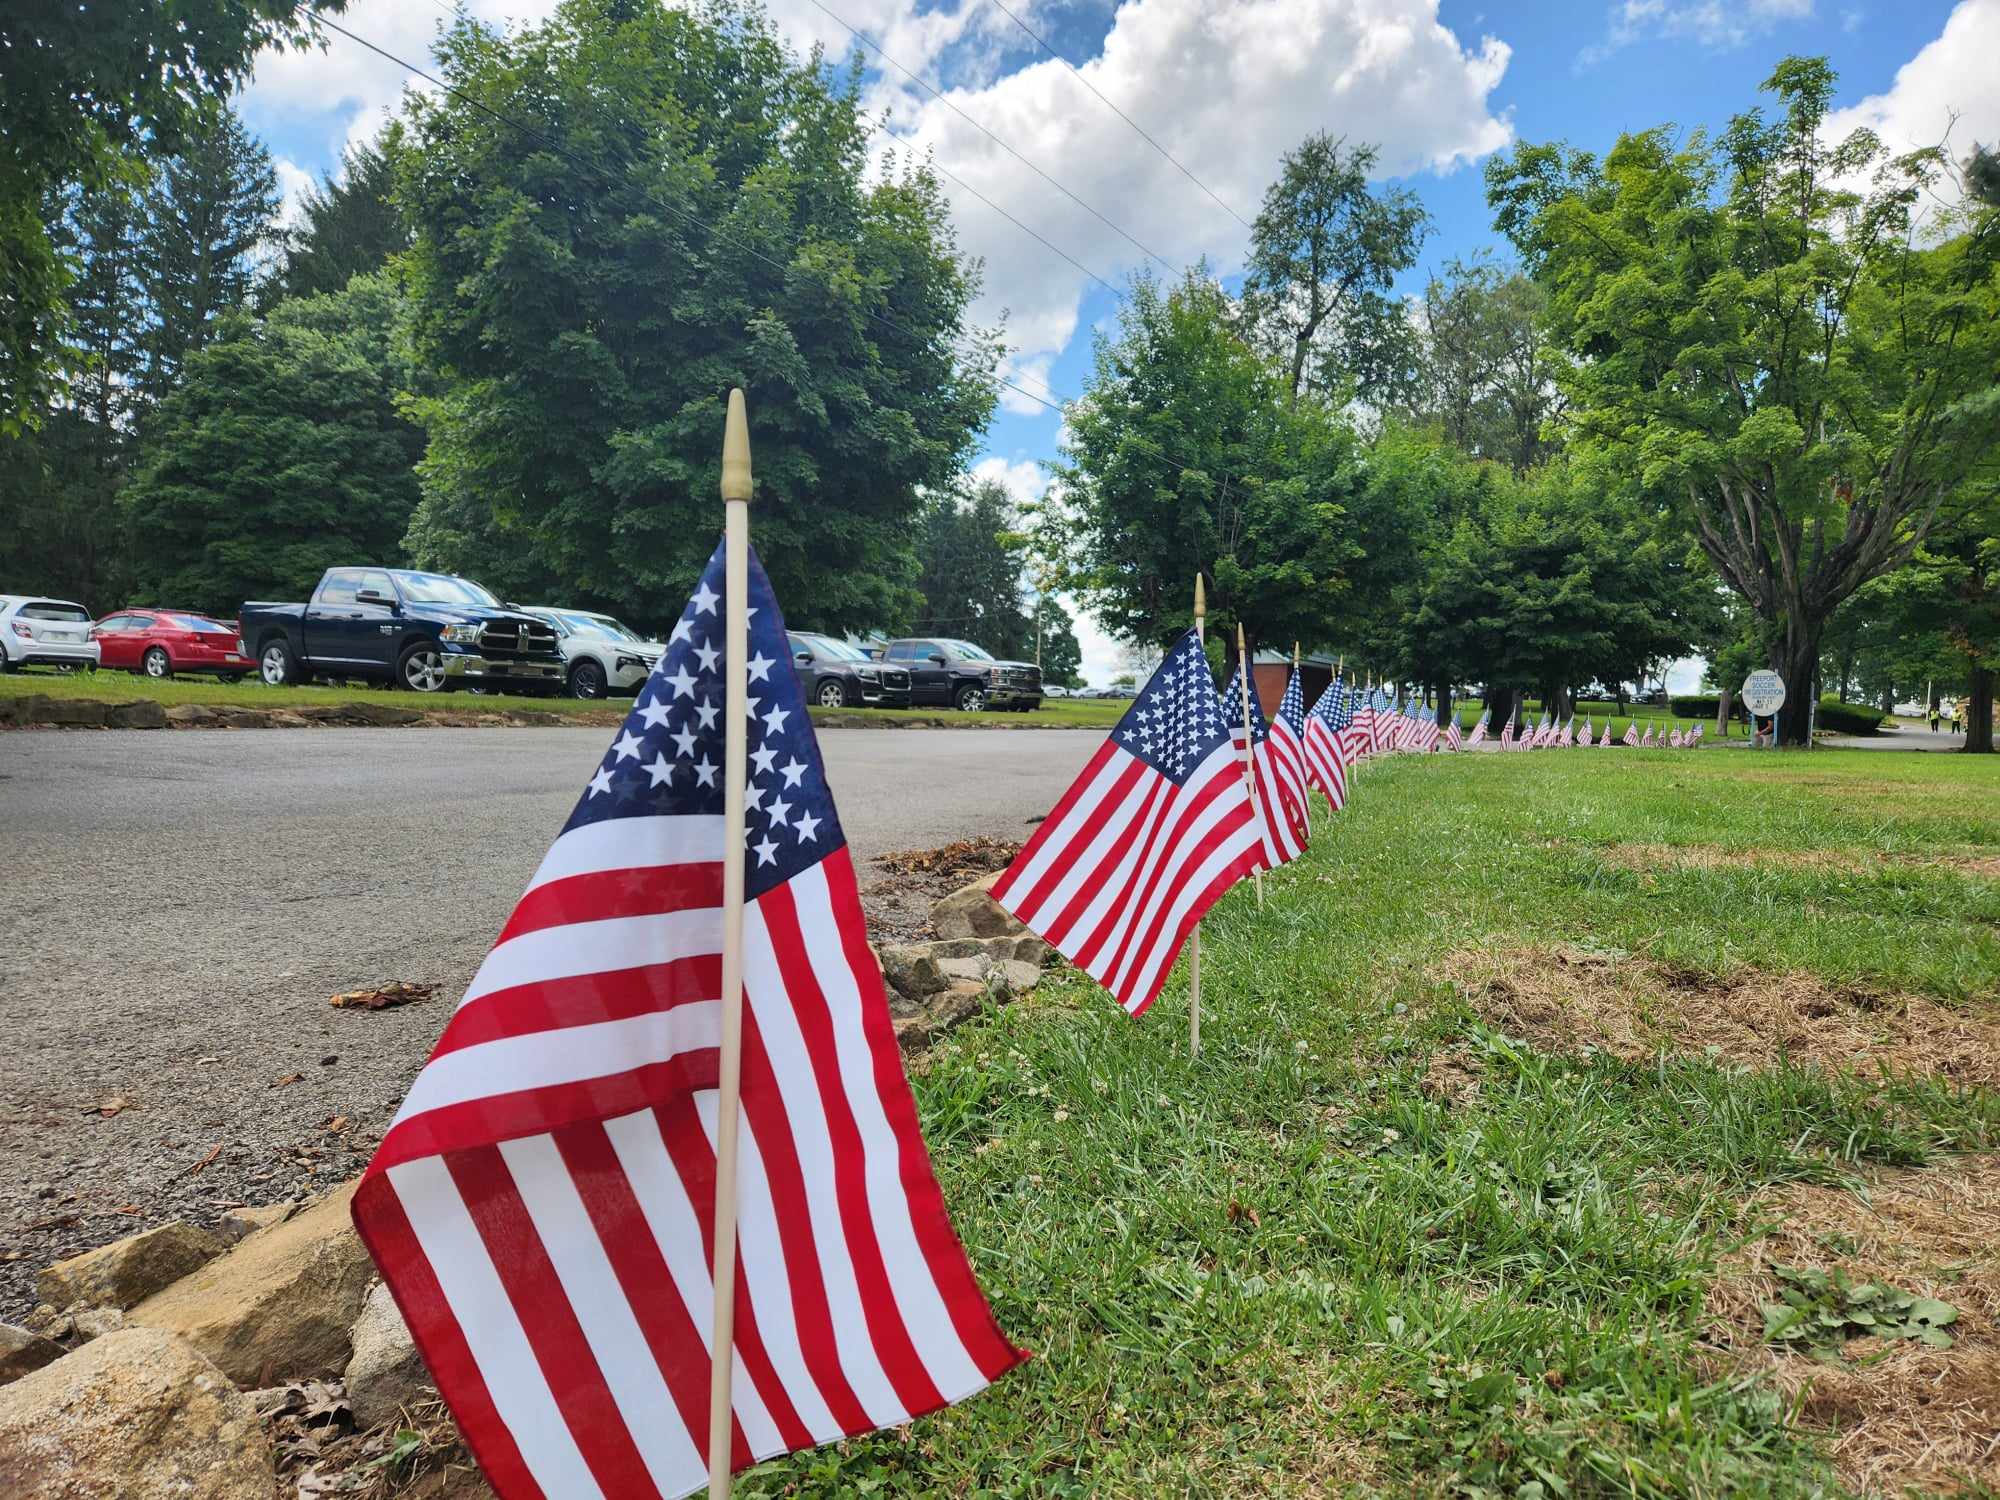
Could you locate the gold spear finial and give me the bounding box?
[1193,572,1206,621]
[721,388,751,503]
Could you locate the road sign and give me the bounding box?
[1741,669,1787,716]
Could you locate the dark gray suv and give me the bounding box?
[788,632,912,708]
[876,637,1043,711]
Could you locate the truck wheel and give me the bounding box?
[399,644,449,693]
[954,683,986,712]
[259,639,303,687]
[142,646,173,679]
[817,678,850,709]
[568,660,607,700]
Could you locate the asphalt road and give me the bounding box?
[0,725,1101,1314]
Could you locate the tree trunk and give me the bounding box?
[1715,685,1733,739]
[1773,630,1822,747]
[1879,687,1894,714]
[1488,685,1518,731]
[1965,666,1994,754]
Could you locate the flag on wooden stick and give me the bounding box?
[352,534,1024,1500]
[1225,659,1309,867]
[992,629,1259,1017]
[1302,673,1354,811]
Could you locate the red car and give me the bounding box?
[93,609,255,680]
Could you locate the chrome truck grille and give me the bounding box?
[478,617,561,659]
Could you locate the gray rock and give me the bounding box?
[0,1324,63,1386]
[935,955,993,985]
[991,959,1044,996]
[215,1200,300,1245]
[930,872,1019,939]
[345,1280,431,1429]
[0,1327,274,1499]
[164,704,218,725]
[877,945,946,1002]
[70,1307,127,1342]
[38,1223,228,1312]
[104,700,167,729]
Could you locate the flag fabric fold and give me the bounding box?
[352,538,1024,1500]
[1622,720,1640,747]
[1303,673,1354,812]
[1223,661,1308,869]
[991,629,1260,1017]
[1466,707,1490,747]
[1266,665,1314,820]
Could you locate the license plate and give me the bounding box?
[47,631,78,642]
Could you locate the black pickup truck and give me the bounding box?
[238,567,565,694]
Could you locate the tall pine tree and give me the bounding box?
[272,124,408,301]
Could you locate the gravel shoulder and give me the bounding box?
[0,725,1100,1318]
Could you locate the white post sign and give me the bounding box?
[1741,670,1786,748]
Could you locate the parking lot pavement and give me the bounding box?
[0,724,1101,1315]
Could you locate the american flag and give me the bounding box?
[1223,661,1308,867]
[1466,707,1490,747]
[352,539,1023,1500]
[1642,724,1656,748]
[1623,719,1641,746]
[1302,673,1353,812]
[1599,721,1613,746]
[1412,700,1441,752]
[993,629,1259,1017]
[1561,715,1575,747]
[1578,715,1592,745]
[1442,699,1463,752]
[1499,709,1515,748]
[1266,664,1313,824]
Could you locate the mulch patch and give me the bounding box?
[861,837,1022,945]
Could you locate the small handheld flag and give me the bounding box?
[1225,652,1308,869]
[1303,672,1353,811]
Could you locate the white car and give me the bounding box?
[0,594,101,673]
[523,607,666,699]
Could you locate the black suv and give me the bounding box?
[876,637,1042,711]
[788,632,912,708]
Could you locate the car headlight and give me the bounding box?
[616,654,649,671]
[855,665,880,680]
[440,624,482,644]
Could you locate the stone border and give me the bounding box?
[0,693,1110,732]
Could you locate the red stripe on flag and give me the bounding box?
[1035,776,1166,949]
[499,864,726,943]
[991,739,1119,904]
[820,848,1028,1385]
[1068,770,1205,976]
[349,1175,548,1500]
[435,956,722,1057]
[1111,796,1253,1006]
[447,1146,665,1500]
[755,877,946,1419]
[1008,755,1149,920]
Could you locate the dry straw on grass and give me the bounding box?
[1598,842,2000,880]
[1437,945,2000,1090]
[1705,1157,2000,1496]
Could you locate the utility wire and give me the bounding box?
[982,0,1255,232]
[801,0,1177,277]
[302,7,1073,417]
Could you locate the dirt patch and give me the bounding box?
[861,837,1022,944]
[1704,1155,2000,1495]
[1438,945,2000,1089]
[1600,842,2000,880]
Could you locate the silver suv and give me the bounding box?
[0,595,101,673]
[522,607,665,699]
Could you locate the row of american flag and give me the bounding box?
[350,549,1702,1499]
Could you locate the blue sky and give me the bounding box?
[241,0,1994,684]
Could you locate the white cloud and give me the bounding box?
[1578,0,1812,67]
[969,454,1047,506]
[1822,0,2000,164]
[274,157,318,230]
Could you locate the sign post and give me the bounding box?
[1741,669,1787,751]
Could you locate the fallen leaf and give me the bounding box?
[323,1115,349,1134]
[196,1055,221,1065]
[1226,1199,1261,1229]
[271,1073,305,1088]
[24,1213,80,1232]
[88,1097,131,1118]
[329,981,434,1011]
[184,1143,222,1177]
[113,1204,142,1215]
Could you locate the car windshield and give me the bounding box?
[551,611,642,642]
[807,636,869,662]
[938,639,994,661]
[168,614,232,633]
[19,601,90,622]
[393,572,498,607]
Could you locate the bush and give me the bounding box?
[1670,695,1738,720]
[1814,699,1886,735]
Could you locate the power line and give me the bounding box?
[301,7,1073,417]
[801,0,1177,277]
[982,0,1255,232]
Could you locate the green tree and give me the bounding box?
[1240,134,1428,405]
[1031,595,1082,684]
[1487,57,2000,745]
[121,273,425,615]
[0,0,340,430]
[1045,267,1361,657]
[271,124,408,302]
[909,480,1032,654]
[397,0,995,631]
[136,100,280,410]
[1405,254,1562,473]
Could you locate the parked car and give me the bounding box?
[239,568,564,694]
[876,637,1042,711]
[1084,684,1137,700]
[93,608,254,680]
[788,632,912,708]
[521,607,665,699]
[1042,683,1071,698]
[0,595,100,673]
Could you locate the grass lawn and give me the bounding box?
[756,748,2000,1497]
[1460,697,1745,739]
[0,667,1126,729]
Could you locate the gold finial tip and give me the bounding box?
[721,387,751,503]
[1193,573,1206,618]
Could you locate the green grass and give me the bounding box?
[0,666,1126,729]
[750,748,2000,1497]
[1460,697,1741,739]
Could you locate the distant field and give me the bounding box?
[0,666,1126,728]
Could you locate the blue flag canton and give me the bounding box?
[1309,672,1345,729]
[1114,629,1230,783]
[1220,662,1268,744]
[1275,668,1307,738]
[563,536,845,899]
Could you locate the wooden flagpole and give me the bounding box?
[1189,574,1204,1060]
[707,388,752,1498]
[1236,622,1262,906]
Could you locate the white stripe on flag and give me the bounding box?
[1005,762,1166,938]
[1119,818,1261,1006]
[460,908,723,1010]
[387,1156,607,1500]
[526,814,727,893]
